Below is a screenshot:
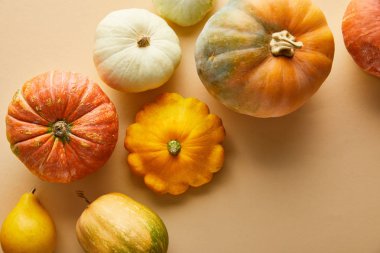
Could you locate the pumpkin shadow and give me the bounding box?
[165,20,205,39]
[349,66,380,114]
[218,102,319,171]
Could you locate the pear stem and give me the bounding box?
[76,190,91,204]
[31,188,36,194]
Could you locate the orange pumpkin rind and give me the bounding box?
[342,0,380,78]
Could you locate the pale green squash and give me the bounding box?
[152,0,215,27]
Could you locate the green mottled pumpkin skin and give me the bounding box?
[195,0,335,118]
[76,193,168,253]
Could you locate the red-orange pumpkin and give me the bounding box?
[6,71,119,183]
[342,0,380,77]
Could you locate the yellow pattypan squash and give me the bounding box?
[124,93,225,195]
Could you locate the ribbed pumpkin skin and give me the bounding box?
[76,193,169,253]
[93,9,181,93]
[342,0,380,77]
[195,0,335,118]
[5,71,118,183]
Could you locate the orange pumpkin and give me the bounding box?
[6,71,119,183]
[195,0,335,118]
[124,93,225,195]
[342,0,380,77]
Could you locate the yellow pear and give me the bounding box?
[0,189,56,253]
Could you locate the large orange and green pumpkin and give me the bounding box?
[195,0,335,118]
[5,71,118,183]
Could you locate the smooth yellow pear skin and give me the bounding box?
[0,190,56,253]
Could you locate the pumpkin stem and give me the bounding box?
[167,140,181,156]
[52,120,70,142]
[270,30,303,58]
[137,36,150,48]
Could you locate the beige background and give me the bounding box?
[1,0,380,252]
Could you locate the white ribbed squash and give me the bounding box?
[94,8,181,93]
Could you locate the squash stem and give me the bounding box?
[167,140,181,156]
[137,36,150,48]
[270,30,303,58]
